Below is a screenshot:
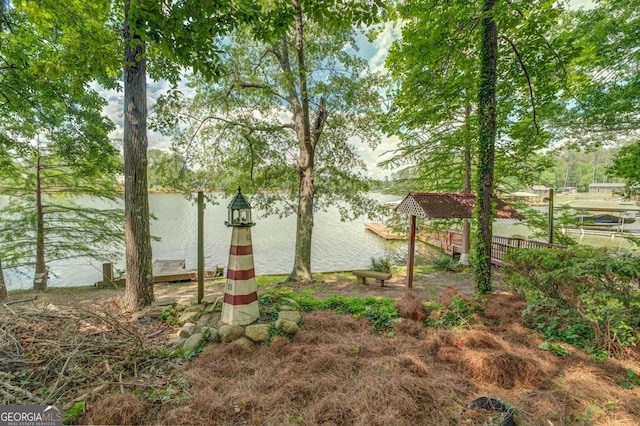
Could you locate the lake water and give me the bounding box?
[2,193,438,290]
[4,194,637,290]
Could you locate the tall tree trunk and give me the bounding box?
[475,0,498,294]
[460,101,473,266]
[289,146,314,282]
[123,0,154,310]
[287,0,314,282]
[34,150,48,291]
[0,260,7,303]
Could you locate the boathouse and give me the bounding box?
[394,192,524,287]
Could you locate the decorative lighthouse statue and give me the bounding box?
[221,187,259,326]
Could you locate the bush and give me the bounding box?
[369,255,392,273]
[504,247,640,356]
[431,255,459,272]
[258,289,399,332]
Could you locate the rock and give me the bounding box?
[197,313,212,328]
[201,295,219,305]
[178,311,199,323]
[279,304,296,311]
[208,312,222,327]
[135,308,162,320]
[202,342,219,354]
[179,323,197,338]
[184,305,204,313]
[167,337,187,348]
[153,298,177,308]
[183,333,204,352]
[282,297,299,308]
[231,337,255,353]
[275,318,299,335]
[245,324,270,343]
[219,324,244,343]
[201,326,219,342]
[277,310,301,323]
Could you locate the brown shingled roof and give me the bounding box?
[394,192,524,220]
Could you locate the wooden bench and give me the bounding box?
[352,270,392,287]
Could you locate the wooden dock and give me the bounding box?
[95,260,223,288]
[364,222,405,240]
[365,223,449,245]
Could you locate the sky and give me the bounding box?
[103,0,596,181]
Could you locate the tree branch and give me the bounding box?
[311,97,328,149]
[237,82,289,103]
[500,34,539,135]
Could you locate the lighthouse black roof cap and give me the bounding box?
[227,186,252,210]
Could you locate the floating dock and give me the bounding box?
[364,222,434,244]
[95,260,223,288]
[364,222,405,240]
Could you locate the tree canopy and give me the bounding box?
[154,1,386,281]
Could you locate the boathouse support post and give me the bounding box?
[406,215,416,288]
[459,219,471,265]
[197,191,204,304]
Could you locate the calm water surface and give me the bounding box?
[2,193,437,290]
[4,194,637,290]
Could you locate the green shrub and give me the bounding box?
[258,289,399,332]
[369,255,392,273]
[504,247,640,356]
[431,255,459,272]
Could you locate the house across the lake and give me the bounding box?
[588,182,626,194]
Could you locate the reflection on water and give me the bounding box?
[2,193,439,290]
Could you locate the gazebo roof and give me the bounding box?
[394,192,524,220]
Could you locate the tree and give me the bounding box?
[154,1,385,282]
[609,142,640,198]
[0,140,123,291]
[148,149,194,190]
[475,0,498,293]
[121,0,154,309]
[556,1,639,146]
[381,0,575,292]
[1,1,122,291]
[0,260,7,303]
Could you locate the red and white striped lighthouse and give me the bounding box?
[221,188,259,326]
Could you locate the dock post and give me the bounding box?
[102,263,114,283]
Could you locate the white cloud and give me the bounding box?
[96,80,173,151]
[569,0,595,10]
[355,134,400,179]
[368,23,400,74]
